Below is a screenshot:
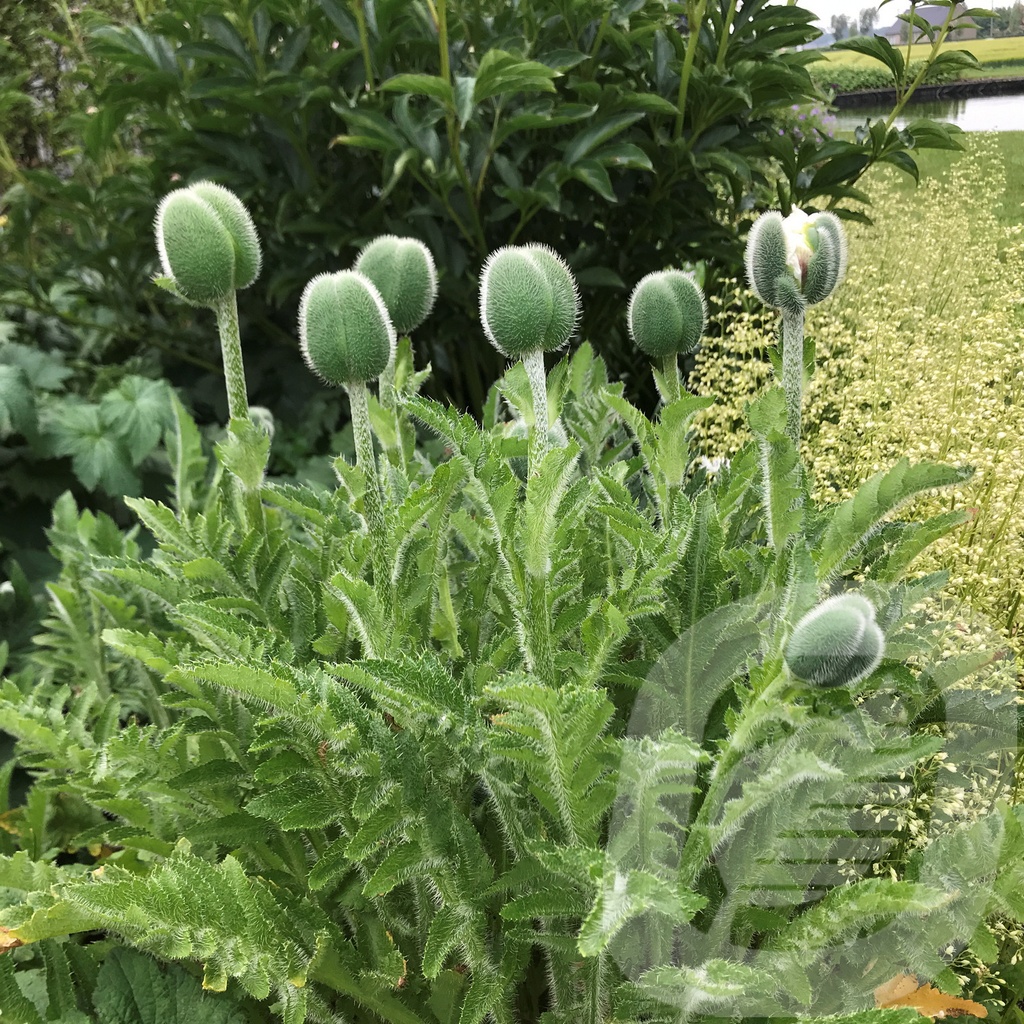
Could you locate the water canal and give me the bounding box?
[832,91,1024,133]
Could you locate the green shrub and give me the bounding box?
[0,188,1020,1024]
[0,0,971,663]
[811,58,964,93]
[0,0,137,188]
[1,0,967,426]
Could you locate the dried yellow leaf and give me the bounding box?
[874,974,988,1019]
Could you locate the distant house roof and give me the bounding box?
[878,2,977,36]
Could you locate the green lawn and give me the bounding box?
[821,36,1024,65]
[958,63,1024,78]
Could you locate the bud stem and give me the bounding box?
[347,382,393,616]
[379,353,398,414]
[377,351,409,500]
[213,294,250,423]
[782,309,805,450]
[659,354,682,405]
[522,348,549,478]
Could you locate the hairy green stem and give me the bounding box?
[525,572,555,683]
[347,382,392,615]
[522,348,550,477]
[659,353,682,405]
[521,347,557,682]
[378,348,411,493]
[782,309,805,450]
[379,353,397,415]
[674,0,710,141]
[212,294,249,423]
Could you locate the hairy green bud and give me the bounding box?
[806,210,848,297]
[744,211,789,311]
[784,593,885,688]
[627,269,707,359]
[354,235,439,335]
[155,182,261,305]
[745,208,847,313]
[479,244,580,359]
[299,271,396,386]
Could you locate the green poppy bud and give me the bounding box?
[784,593,885,688]
[744,211,789,311]
[479,244,580,359]
[745,208,847,314]
[155,182,261,305]
[806,210,848,300]
[299,270,396,386]
[627,269,707,359]
[354,235,438,336]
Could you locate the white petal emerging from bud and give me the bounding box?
[782,208,814,290]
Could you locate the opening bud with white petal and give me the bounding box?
[745,207,847,314]
[627,269,707,359]
[784,593,885,688]
[354,235,438,336]
[299,270,396,386]
[479,244,581,359]
[154,181,261,306]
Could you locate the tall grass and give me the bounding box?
[692,132,1024,650]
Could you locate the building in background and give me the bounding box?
[877,3,979,43]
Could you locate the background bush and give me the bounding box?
[810,57,965,93]
[0,0,136,187]
[0,0,968,639]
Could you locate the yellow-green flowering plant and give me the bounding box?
[0,187,1019,1024]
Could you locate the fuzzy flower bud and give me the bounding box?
[354,235,438,335]
[627,269,707,359]
[479,244,581,359]
[745,208,847,314]
[299,271,396,386]
[155,181,261,305]
[784,593,885,688]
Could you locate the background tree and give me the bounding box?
[1009,0,1024,34]
[859,7,879,35]
[831,12,852,38]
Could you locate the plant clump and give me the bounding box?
[0,168,1019,1024]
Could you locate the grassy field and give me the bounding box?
[820,35,1024,66]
